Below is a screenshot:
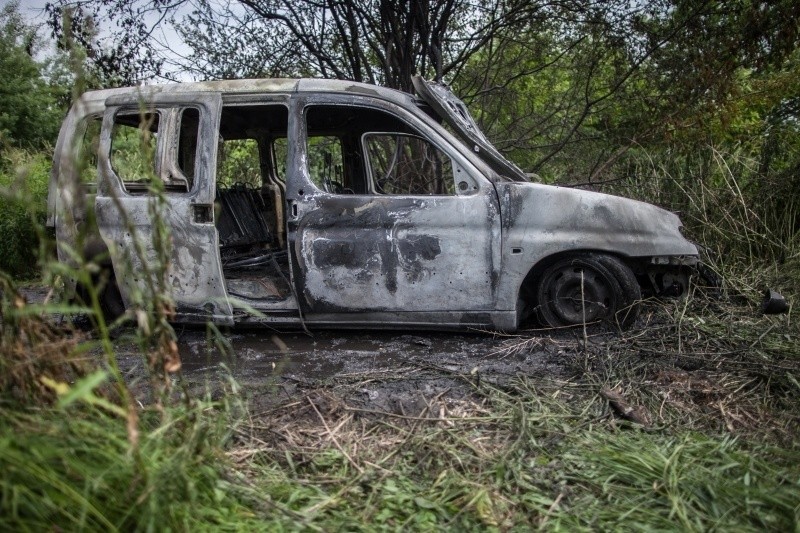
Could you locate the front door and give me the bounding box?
[95,92,233,324]
[286,96,501,319]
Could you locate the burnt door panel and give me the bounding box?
[295,193,498,313]
[288,101,500,314]
[95,92,233,324]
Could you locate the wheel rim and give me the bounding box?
[543,263,615,324]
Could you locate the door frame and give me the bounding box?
[95,91,234,325]
[285,94,502,318]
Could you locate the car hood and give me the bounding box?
[496,181,699,259]
[413,76,527,181]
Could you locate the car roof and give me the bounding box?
[74,78,420,108]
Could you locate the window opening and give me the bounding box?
[217,138,261,188]
[304,104,460,195]
[175,107,199,188]
[110,112,159,191]
[365,133,455,195]
[77,115,102,185]
[273,137,288,183]
[306,136,344,193]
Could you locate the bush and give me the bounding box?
[0,149,51,278]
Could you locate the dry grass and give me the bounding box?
[0,275,89,404]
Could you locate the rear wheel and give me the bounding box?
[535,253,640,329]
[97,269,125,322]
[75,267,125,325]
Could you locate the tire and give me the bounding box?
[97,269,125,322]
[535,253,641,329]
[74,267,125,325]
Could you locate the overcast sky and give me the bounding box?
[15,0,49,28]
[11,0,193,81]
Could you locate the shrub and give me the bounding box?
[0,148,51,278]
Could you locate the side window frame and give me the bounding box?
[299,98,483,197]
[165,106,202,192]
[214,100,291,190]
[98,93,222,201]
[105,105,203,195]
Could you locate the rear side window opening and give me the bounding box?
[109,107,200,194]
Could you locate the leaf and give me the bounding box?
[56,370,109,407]
[414,497,437,510]
[41,370,127,418]
[39,376,69,396]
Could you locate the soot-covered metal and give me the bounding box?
[48,77,699,332]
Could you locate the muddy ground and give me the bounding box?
[17,285,589,415]
[15,285,800,437]
[117,326,576,415]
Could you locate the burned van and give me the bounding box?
[47,77,698,330]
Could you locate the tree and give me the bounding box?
[0,1,62,148]
[177,0,540,92]
[455,0,800,181]
[45,0,165,86]
[45,0,543,91]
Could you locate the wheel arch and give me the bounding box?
[515,249,642,322]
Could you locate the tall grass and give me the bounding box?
[0,396,258,531]
[607,144,800,300]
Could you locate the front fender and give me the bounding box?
[495,182,699,311]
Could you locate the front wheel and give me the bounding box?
[535,253,641,329]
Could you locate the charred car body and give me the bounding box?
[47,77,698,330]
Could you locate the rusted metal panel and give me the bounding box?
[294,194,499,313]
[494,181,698,310]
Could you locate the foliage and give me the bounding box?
[0,149,51,278]
[609,142,800,285]
[44,0,639,92]
[456,1,800,182]
[217,139,262,188]
[0,2,63,148]
[44,1,163,86]
[0,396,257,531]
[0,2,71,278]
[0,106,256,530]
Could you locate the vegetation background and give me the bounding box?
[0,0,798,530]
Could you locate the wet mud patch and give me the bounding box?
[112,327,571,414]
